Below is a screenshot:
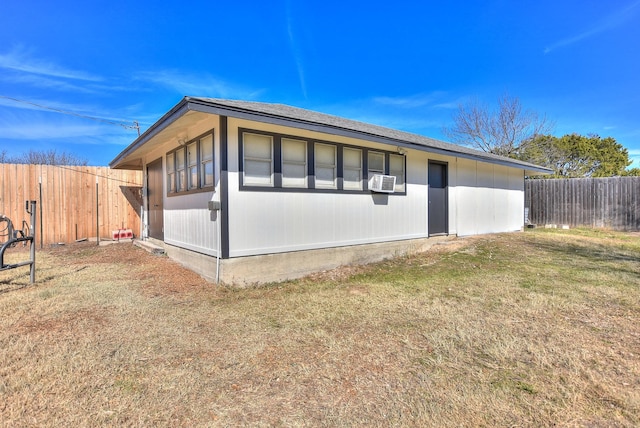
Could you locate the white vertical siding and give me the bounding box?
[455,159,524,236]
[455,158,478,235]
[144,114,527,259]
[507,168,525,229]
[164,191,220,256]
[227,191,429,257]
[139,114,222,257]
[225,120,429,257]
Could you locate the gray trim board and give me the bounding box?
[220,115,230,259]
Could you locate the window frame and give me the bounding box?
[187,141,198,190]
[314,143,338,189]
[367,151,385,176]
[281,137,308,188]
[200,134,215,188]
[166,150,176,194]
[389,153,406,193]
[242,131,274,187]
[343,147,363,190]
[238,128,406,195]
[166,130,215,196]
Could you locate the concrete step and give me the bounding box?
[133,239,165,255]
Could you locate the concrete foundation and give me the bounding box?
[154,236,454,287]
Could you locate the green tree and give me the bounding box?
[520,134,632,178]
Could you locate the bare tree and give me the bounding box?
[443,94,553,158]
[6,149,88,166]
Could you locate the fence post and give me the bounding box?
[96,174,99,246]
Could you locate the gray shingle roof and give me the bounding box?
[110,96,551,173]
[188,97,550,173]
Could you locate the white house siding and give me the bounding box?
[137,114,526,260]
[225,118,429,257]
[455,158,524,236]
[163,191,219,256]
[140,115,222,257]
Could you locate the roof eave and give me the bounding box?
[110,96,554,174]
[185,98,551,173]
[109,98,191,169]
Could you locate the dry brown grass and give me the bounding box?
[1,229,639,427]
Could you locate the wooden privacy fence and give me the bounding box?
[0,163,142,246]
[525,177,640,231]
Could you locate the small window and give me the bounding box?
[167,152,176,193]
[175,148,186,192]
[282,138,307,188]
[243,133,273,186]
[368,151,385,178]
[343,147,362,190]
[187,142,198,190]
[390,154,405,192]
[315,143,337,189]
[200,134,214,187]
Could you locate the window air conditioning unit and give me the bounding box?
[368,174,396,193]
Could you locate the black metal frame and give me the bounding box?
[0,200,37,283]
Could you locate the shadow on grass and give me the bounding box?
[0,281,29,294]
[0,265,88,294]
[527,237,639,278]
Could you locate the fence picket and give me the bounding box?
[526,177,640,231]
[0,164,142,245]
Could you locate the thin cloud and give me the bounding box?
[0,47,102,81]
[0,96,140,127]
[544,0,640,54]
[0,118,107,140]
[313,99,447,136]
[373,93,438,108]
[138,69,263,99]
[1,73,103,94]
[0,110,137,145]
[286,0,307,99]
[373,92,456,109]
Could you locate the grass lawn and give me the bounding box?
[1,229,639,427]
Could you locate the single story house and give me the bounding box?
[110,97,550,285]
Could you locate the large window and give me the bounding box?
[343,147,362,190]
[243,133,273,186]
[166,131,215,195]
[282,138,307,187]
[239,129,405,194]
[314,143,337,189]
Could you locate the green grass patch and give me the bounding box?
[1,230,639,426]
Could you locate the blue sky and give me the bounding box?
[1,0,639,167]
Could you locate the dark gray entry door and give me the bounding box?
[147,157,164,240]
[428,161,448,236]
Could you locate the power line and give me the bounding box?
[0,94,140,136]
